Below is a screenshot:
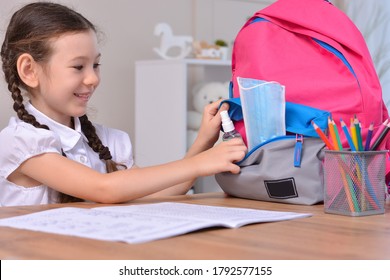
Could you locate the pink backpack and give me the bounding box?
[230,0,390,181]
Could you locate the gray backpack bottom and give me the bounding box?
[215,137,325,205]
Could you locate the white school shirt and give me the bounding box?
[0,102,134,206]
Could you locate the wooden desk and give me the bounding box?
[0,192,389,260]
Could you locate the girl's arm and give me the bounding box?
[16,137,246,203]
[144,99,236,197]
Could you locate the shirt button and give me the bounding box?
[79,155,86,163]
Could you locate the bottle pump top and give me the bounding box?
[220,110,235,132]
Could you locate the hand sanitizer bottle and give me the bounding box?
[220,110,241,141]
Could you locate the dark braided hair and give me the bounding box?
[79,115,126,173]
[1,2,126,203]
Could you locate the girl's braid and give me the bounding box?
[79,115,125,173]
[1,42,48,130]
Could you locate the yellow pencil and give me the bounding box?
[328,118,339,150]
[350,118,358,150]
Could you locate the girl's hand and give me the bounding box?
[193,138,247,176]
[195,99,229,149]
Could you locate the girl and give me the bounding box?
[0,2,246,206]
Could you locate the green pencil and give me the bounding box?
[354,116,364,151]
[332,119,343,150]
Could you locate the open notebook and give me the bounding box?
[0,202,311,243]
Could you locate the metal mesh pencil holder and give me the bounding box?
[323,150,386,216]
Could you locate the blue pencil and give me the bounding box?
[364,122,374,151]
[340,119,356,151]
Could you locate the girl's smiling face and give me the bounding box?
[30,30,101,127]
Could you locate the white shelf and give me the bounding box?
[135,59,231,192]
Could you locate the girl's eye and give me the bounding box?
[72,63,100,70]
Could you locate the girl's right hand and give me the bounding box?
[193,138,247,177]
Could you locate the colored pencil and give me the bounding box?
[364,122,374,151]
[332,119,343,150]
[328,118,339,150]
[350,118,358,151]
[340,119,356,151]
[354,116,364,151]
[312,121,334,150]
[369,119,389,149]
[370,123,390,151]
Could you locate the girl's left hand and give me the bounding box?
[196,99,228,148]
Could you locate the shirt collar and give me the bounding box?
[25,102,88,152]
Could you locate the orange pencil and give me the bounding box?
[312,121,334,150]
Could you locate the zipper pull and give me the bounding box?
[294,134,303,167]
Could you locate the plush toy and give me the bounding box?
[187,81,229,148]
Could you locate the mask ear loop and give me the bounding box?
[237,77,279,90]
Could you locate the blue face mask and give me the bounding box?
[236,77,286,150]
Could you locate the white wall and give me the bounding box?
[0,0,195,142]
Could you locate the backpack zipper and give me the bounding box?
[249,18,361,91]
[240,134,295,162]
[294,134,303,167]
[312,38,360,90]
[238,134,307,167]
